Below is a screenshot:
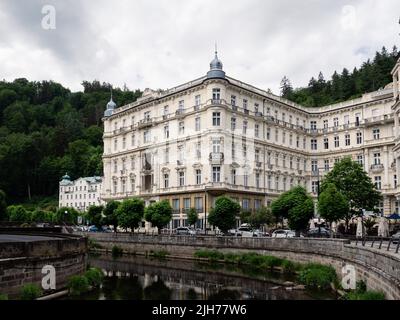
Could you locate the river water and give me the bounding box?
[66,254,337,300]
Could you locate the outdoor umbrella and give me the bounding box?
[310,219,315,229]
[378,217,389,237]
[331,221,337,233]
[356,217,364,238]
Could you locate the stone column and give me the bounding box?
[383,196,392,217]
[383,146,389,189]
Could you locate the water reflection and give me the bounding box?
[67,254,336,300]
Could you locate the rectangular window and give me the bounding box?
[345,134,350,146]
[144,130,150,143]
[266,127,271,140]
[267,175,272,189]
[231,169,236,185]
[255,124,259,138]
[164,125,169,138]
[334,136,339,147]
[244,173,249,187]
[178,100,184,111]
[195,142,201,159]
[172,199,180,213]
[373,152,381,165]
[242,199,250,210]
[374,176,382,190]
[212,166,221,182]
[212,88,221,101]
[357,132,362,144]
[178,171,185,186]
[195,95,201,107]
[196,169,202,185]
[256,173,260,188]
[114,139,118,151]
[122,136,126,149]
[312,181,319,194]
[243,120,247,134]
[311,160,318,172]
[231,95,236,106]
[212,112,221,126]
[324,137,329,149]
[163,174,169,188]
[373,128,380,140]
[333,117,339,127]
[195,197,203,211]
[231,117,236,131]
[184,198,191,210]
[310,121,317,131]
[323,120,328,129]
[324,160,329,172]
[311,139,317,150]
[357,154,363,166]
[164,148,169,164]
[195,117,201,131]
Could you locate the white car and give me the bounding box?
[271,229,296,238]
[235,226,264,238]
[175,227,197,235]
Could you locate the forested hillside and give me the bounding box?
[0,79,141,203]
[280,46,399,107]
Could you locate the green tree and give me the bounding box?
[7,205,30,222]
[318,183,349,223]
[242,207,275,229]
[0,189,7,221]
[55,207,79,224]
[103,200,120,232]
[117,198,145,233]
[187,208,198,228]
[208,196,240,234]
[86,205,104,228]
[144,200,172,234]
[321,157,382,228]
[271,186,314,233]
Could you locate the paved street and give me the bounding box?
[0,234,59,243]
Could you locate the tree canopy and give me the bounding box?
[318,183,349,223]
[117,198,145,232]
[208,196,240,233]
[0,79,141,203]
[281,46,398,107]
[271,186,314,232]
[320,157,382,216]
[144,200,172,233]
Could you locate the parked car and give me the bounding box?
[88,225,99,232]
[232,226,264,237]
[307,227,331,238]
[175,227,196,235]
[271,229,296,238]
[391,231,400,244]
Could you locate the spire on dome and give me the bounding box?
[104,86,116,117]
[207,44,225,79]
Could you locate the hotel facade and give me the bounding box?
[101,52,400,230]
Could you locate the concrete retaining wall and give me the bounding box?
[80,232,400,300]
[0,234,87,298]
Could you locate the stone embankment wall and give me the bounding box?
[0,233,87,298]
[80,232,400,300]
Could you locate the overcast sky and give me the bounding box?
[0,0,399,94]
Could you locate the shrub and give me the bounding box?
[345,291,385,300]
[194,249,224,261]
[20,283,42,300]
[67,275,90,296]
[261,256,283,270]
[0,293,8,300]
[149,250,169,259]
[298,264,337,289]
[281,260,297,274]
[84,268,104,287]
[224,253,240,263]
[111,245,123,258]
[88,238,102,250]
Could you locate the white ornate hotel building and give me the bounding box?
[100,51,400,229]
[59,174,104,212]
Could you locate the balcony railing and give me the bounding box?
[370,164,384,172]
[209,152,224,164]
[138,118,153,128]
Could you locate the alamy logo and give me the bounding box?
[41,265,56,290]
[341,264,356,290]
[41,5,56,30]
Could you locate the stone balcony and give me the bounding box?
[370,163,384,173]
[209,152,224,164]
